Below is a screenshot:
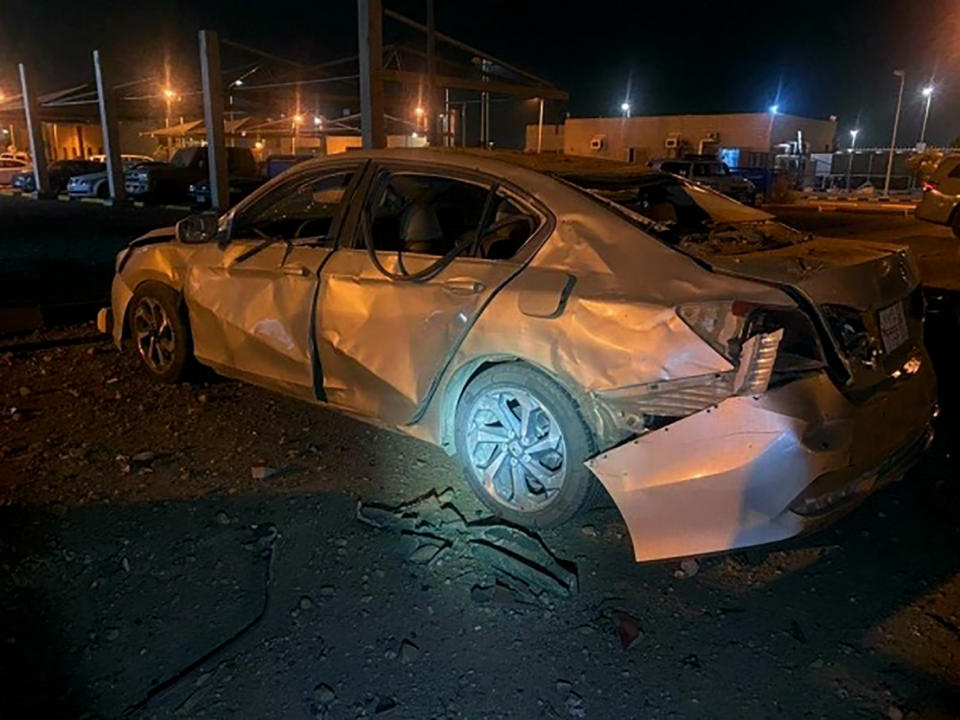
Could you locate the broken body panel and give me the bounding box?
[105,149,937,562]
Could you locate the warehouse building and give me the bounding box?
[526,112,837,168]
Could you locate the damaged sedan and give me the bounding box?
[98,150,937,561]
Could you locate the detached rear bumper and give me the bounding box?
[587,352,937,562]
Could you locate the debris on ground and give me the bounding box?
[674,557,700,579]
[356,489,578,602]
[616,613,643,650]
[251,465,278,480]
[313,683,336,705]
[399,639,419,664]
[131,450,155,465]
[564,691,585,718]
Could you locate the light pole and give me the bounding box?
[920,84,934,146]
[536,97,544,154]
[883,69,905,198]
[621,101,630,118]
[846,128,859,191]
[163,88,176,153]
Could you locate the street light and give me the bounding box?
[161,87,177,152]
[766,104,780,148]
[920,84,934,146]
[313,115,323,127]
[846,129,860,191]
[883,69,906,198]
[621,101,631,118]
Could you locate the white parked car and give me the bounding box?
[0,157,30,185]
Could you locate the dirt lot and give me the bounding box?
[2,200,960,719]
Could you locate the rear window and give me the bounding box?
[947,160,960,178]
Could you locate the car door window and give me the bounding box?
[363,171,538,259]
[232,170,355,245]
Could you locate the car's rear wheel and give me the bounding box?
[128,282,192,383]
[454,364,599,529]
[951,211,960,240]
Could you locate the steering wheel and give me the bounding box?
[294,217,327,239]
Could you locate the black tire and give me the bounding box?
[96,182,110,199]
[127,282,193,383]
[951,212,960,240]
[454,363,599,529]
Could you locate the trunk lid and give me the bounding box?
[699,236,924,391]
[697,236,919,312]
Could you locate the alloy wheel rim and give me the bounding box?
[133,297,176,374]
[465,386,567,513]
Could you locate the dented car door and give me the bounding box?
[314,165,543,425]
[184,165,361,399]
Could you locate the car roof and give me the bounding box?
[285,147,661,185]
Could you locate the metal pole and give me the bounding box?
[883,70,905,198]
[537,97,544,154]
[444,87,450,146]
[461,101,467,147]
[481,59,490,148]
[426,0,436,145]
[18,63,50,197]
[93,50,126,204]
[846,135,856,191]
[199,30,229,212]
[920,92,932,145]
[358,0,386,149]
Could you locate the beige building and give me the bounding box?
[526,112,837,167]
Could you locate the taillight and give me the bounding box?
[678,301,825,376]
[922,180,939,192]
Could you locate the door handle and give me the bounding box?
[279,265,310,277]
[442,278,485,295]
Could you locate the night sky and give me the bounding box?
[2,0,959,148]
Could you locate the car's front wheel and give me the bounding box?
[127,282,193,383]
[454,364,599,529]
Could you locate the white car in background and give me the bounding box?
[0,157,30,185]
[67,154,154,199]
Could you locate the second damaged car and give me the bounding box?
[98,150,936,561]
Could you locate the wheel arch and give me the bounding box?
[121,278,190,343]
[434,354,624,456]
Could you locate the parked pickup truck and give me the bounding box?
[125,146,257,204]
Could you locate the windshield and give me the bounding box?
[171,147,200,168]
[560,171,804,256]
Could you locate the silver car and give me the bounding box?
[98,150,936,561]
[67,154,154,199]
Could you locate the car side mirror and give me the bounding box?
[176,212,219,244]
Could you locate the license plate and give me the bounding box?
[878,301,909,353]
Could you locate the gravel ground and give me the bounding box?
[2,319,960,720]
